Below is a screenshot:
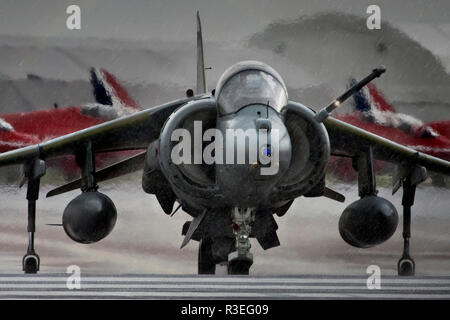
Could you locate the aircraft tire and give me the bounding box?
[227,258,252,275]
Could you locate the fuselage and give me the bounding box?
[143,61,330,219]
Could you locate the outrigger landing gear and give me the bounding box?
[396,165,427,276]
[22,158,46,274]
[228,207,254,275]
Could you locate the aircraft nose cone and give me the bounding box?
[215,105,291,207]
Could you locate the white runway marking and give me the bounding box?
[0,274,449,299]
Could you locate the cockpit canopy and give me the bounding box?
[215,61,288,115]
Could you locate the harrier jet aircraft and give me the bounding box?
[0,12,449,276]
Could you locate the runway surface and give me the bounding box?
[0,274,449,299]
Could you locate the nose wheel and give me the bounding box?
[228,252,253,275]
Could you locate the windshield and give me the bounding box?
[216,69,288,115]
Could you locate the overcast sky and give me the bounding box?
[0,0,450,42]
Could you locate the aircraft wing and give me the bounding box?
[324,116,450,175]
[0,94,448,178]
[0,97,193,167]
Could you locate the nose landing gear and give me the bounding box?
[228,207,254,275]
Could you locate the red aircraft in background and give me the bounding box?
[0,68,143,177]
[329,79,450,181]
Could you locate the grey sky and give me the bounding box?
[0,0,450,42]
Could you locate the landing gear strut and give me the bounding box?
[228,207,254,275]
[396,165,426,276]
[22,158,46,274]
[355,145,377,198]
